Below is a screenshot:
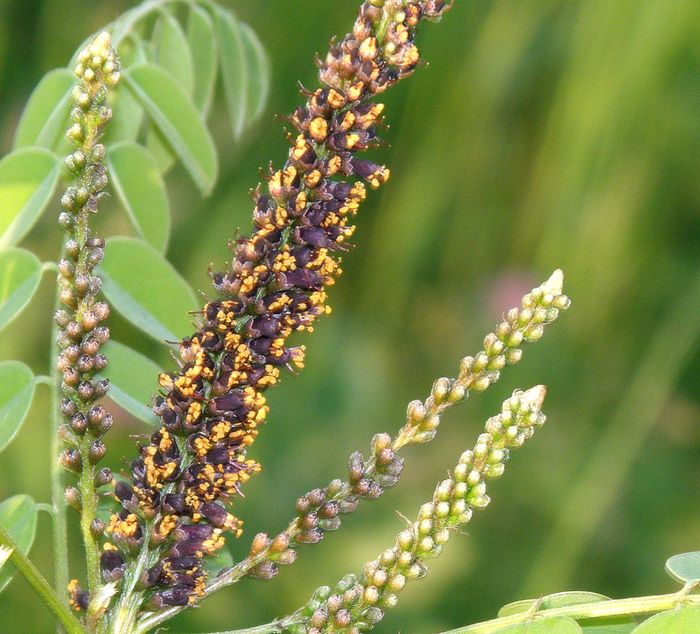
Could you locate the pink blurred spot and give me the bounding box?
[488,270,538,316]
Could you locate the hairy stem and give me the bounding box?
[0,523,85,634]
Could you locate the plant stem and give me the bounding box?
[0,523,86,634]
[50,297,70,604]
[442,590,700,633]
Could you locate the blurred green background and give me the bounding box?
[1,0,699,632]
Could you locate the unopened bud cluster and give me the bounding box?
[293,433,403,545]
[399,270,569,447]
[57,31,119,612]
[296,387,547,632]
[236,433,404,586]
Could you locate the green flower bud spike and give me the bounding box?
[54,30,120,621]
[396,269,568,449]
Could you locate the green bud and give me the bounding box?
[523,323,544,341]
[505,348,522,364]
[452,482,467,498]
[472,494,490,509]
[381,593,398,608]
[466,470,481,486]
[407,400,426,424]
[418,536,434,553]
[471,376,491,391]
[397,529,413,550]
[387,573,406,593]
[363,586,379,605]
[431,377,450,403]
[448,383,465,402]
[371,570,387,587]
[379,549,396,567]
[435,501,450,518]
[485,463,505,478]
[434,528,450,545]
[553,294,571,310]
[418,502,433,519]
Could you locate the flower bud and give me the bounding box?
[70,413,87,435]
[250,532,270,555]
[77,381,94,401]
[60,398,78,418]
[90,518,105,538]
[276,549,297,565]
[431,377,450,403]
[65,239,80,259]
[406,400,425,424]
[65,486,81,511]
[57,212,74,230]
[59,448,82,472]
[94,467,112,487]
[88,440,106,464]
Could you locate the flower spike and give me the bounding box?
[109,0,455,613]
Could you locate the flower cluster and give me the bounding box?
[52,31,120,607]
[295,386,548,633]
[106,0,455,611]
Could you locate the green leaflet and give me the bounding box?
[13,68,74,151]
[0,496,38,593]
[187,4,218,115]
[633,605,700,632]
[98,236,198,342]
[0,248,43,333]
[0,361,35,454]
[499,593,614,617]
[101,340,161,425]
[240,21,270,122]
[498,592,636,633]
[107,141,171,252]
[144,127,177,176]
[122,62,218,195]
[665,552,700,584]
[152,11,195,95]
[0,148,60,248]
[215,7,249,139]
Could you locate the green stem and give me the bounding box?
[37,503,56,518]
[0,523,86,634]
[50,295,70,605]
[442,590,700,633]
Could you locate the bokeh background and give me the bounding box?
[1,0,699,632]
